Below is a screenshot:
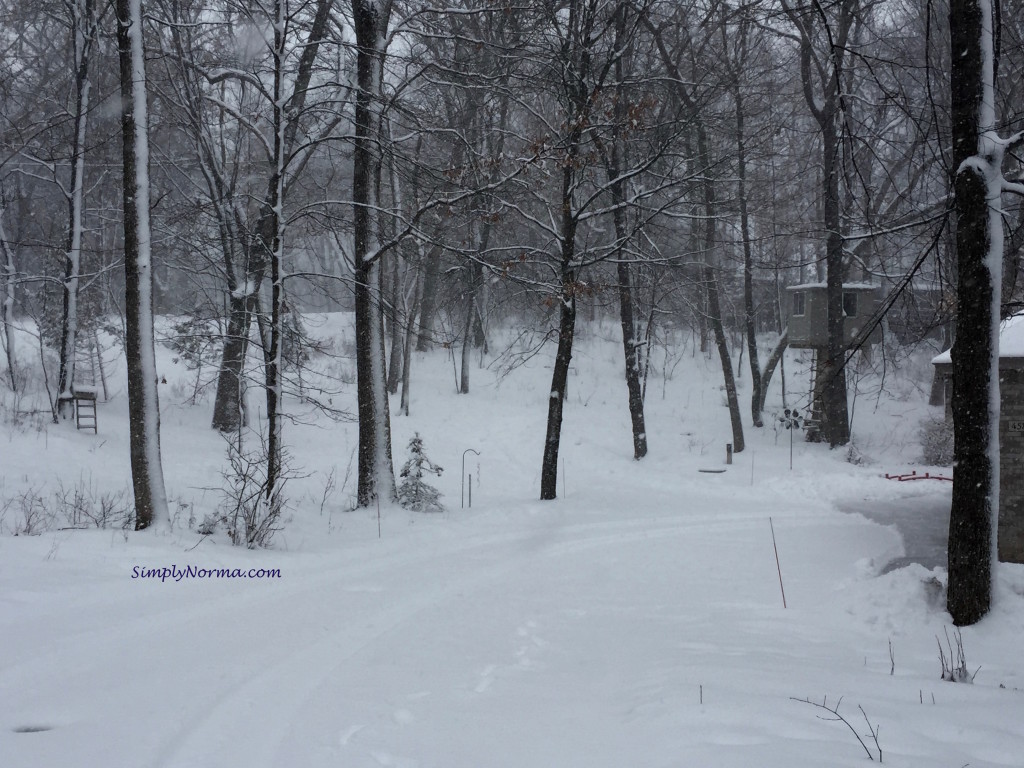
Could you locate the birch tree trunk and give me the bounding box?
[117,0,169,530]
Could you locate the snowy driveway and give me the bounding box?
[838,487,951,573]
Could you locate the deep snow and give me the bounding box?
[1,315,1022,767]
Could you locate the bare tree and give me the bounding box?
[1,208,17,390]
[782,0,858,447]
[351,0,397,506]
[116,0,169,529]
[53,0,105,422]
[648,8,745,454]
[947,0,1024,625]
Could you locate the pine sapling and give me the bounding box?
[398,432,444,513]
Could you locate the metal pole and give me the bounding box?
[462,448,480,508]
[468,475,472,508]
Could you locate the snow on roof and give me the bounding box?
[932,313,1024,365]
[786,282,877,291]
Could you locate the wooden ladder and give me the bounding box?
[74,387,98,433]
[72,337,100,434]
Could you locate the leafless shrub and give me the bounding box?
[53,479,132,529]
[938,627,978,683]
[1,479,132,535]
[1,488,51,535]
[216,431,294,548]
[791,695,882,762]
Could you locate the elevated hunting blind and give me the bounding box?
[785,283,883,441]
[785,283,883,349]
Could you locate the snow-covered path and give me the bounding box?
[10,489,1017,768]
[840,488,951,573]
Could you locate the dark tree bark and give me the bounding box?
[758,329,789,415]
[540,177,579,499]
[204,0,333,434]
[783,0,856,447]
[820,114,851,447]
[459,292,473,394]
[719,10,763,428]
[211,294,251,431]
[697,131,744,455]
[735,86,762,428]
[607,6,647,459]
[948,0,994,625]
[692,104,744,453]
[117,0,168,530]
[648,19,742,449]
[352,0,396,507]
[415,245,442,351]
[385,251,404,394]
[385,136,404,395]
[399,264,422,416]
[263,0,286,498]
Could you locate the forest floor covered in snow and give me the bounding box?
[1,315,1023,767]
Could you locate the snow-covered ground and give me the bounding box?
[1,315,1022,767]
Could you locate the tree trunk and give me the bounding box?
[352,0,396,507]
[459,294,472,394]
[415,244,442,350]
[607,5,647,460]
[1,213,17,391]
[947,0,998,625]
[783,0,854,447]
[758,329,789,414]
[735,87,763,428]
[694,117,744,453]
[211,294,252,432]
[399,265,422,416]
[56,0,97,423]
[386,250,404,394]
[540,157,580,500]
[117,0,169,530]
[470,262,487,351]
[540,270,577,500]
[704,265,745,454]
[820,116,850,447]
[263,0,286,498]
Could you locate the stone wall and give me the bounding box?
[933,360,1024,563]
[998,366,1024,563]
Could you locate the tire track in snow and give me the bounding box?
[150,514,763,768]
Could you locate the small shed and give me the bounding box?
[933,313,1024,564]
[785,283,883,349]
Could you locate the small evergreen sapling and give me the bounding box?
[398,433,445,512]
